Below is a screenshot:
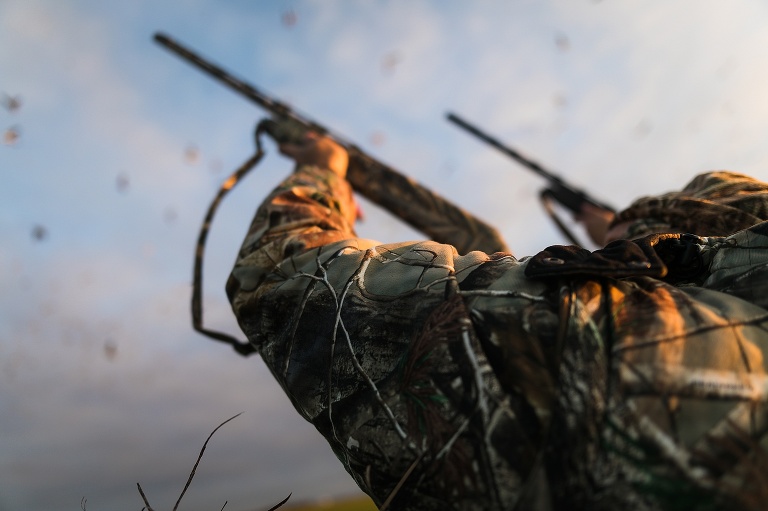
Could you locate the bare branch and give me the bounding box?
[137,482,155,511]
[172,413,243,511]
[265,493,292,511]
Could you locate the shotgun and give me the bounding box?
[154,33,508,255]
[447,112,615,215]
[447,112,614,245]
[154,33,510,355]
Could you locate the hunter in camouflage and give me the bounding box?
[227,135,768,510]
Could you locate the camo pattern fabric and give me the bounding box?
[611,171,768,239]
[227,166,768,510]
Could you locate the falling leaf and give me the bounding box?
[555,33,570,52]
[1,93,21,113]
[184,144,200,164]
[31,224,47,241]
[116,172,130,192]
[3,125,20,146]
[282,9,297,27]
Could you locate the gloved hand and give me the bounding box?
[279,132,349,178]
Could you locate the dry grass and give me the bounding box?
[271,496,377,511]
[83,413,294,511]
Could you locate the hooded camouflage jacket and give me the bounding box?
[227,167,768,510]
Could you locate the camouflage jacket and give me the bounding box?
[227,166,768,511]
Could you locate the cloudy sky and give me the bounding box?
[3,1,768,510]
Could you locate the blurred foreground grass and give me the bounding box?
[133,414,380,511]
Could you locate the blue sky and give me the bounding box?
[3,1,768,509]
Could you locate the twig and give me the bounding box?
[135,413,245,511]
[379,451,426,511]
[130,412,291,511]
[266,493,292,511]
[137,482,155,511]
[172,413,243,511]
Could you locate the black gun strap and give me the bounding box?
[191,131,268,357]
[540,189,584,247]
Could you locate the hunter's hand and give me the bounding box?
[279,133,349,178]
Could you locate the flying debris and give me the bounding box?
[116,172,130,192]
[281,8,297,27]
[184,144,200,164]
[1,93,21,113]
[553,93,568,108]
[104,339,118,361]
[380,51,403,74]
[31,225,47,241]
[369,130,386,147]
[3,125,20,146]
[634,119,653,138]
[163,207,178,224]
[555,33,570,52]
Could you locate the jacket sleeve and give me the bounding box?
[225,165,768,511]
[226,164,559,510]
